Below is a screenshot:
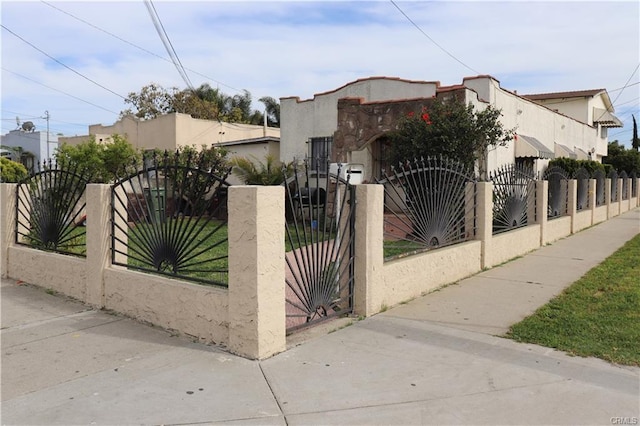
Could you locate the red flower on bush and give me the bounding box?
[407,111,415,118]
[421,112,432,125]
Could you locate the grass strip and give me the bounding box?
[505,233,640,366]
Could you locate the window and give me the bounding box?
[308,136,332,173]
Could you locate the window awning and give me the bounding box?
[593,108,623,128]
[575,147,590,160]
[515,135,555,159]
[555,143,577,159]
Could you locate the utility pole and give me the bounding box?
[43,110,50,160]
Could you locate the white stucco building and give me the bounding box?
[279,75,622,181]
[0,129,59,172]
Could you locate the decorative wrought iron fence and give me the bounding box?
[111,152,231,287]
[620,171,629,200]
[489,163,535,234]
[15,160,91,256]
[283,161,355,332]
[543,166,569,219]
[377,157,477,259]
[631,172,638,197]
[573,167,590,211]
[594,169,606,206]
[609,170,618,202]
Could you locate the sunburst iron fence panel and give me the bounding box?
[594,170,606,206]
[15,160,91,257]
[620,171,629,200]
[490,163,535,234]
[573,167,591,211]
[543,166,569,219]
[631,172,638,197]
[609,170,618,202]
[111,152,231,287]
[377,157,477,259]
[283,162,355,332]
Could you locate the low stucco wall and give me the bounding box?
[608,202,620,218]
[381,240,482,307]
[487,225,540,268]
[572,209,592,233]
[543,216,572,245]
[104,268,229,345]
[7,246,86,301]
[593,205,608,224]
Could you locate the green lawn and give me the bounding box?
[505,234,640,366]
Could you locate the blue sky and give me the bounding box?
[2,1,638,147]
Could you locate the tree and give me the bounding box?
[603,140,640,174]
[120,82,277,125]
[0,157,28,182]
[259,96,281,127]
[632,114,639,151]
[230,154,292,185]
[387,99,515,179]
[55,135,140,183]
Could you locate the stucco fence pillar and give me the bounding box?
[352,184,384,317]
[536,180,549,246]
[1,183,17,278]
[227,185,286,360]
[474,182,493,269]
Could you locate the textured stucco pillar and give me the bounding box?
[475,182,493,269]
[353,184,384,317]
[536,180,548,246]
[85,184,111,307]
[0,183,17,278]
[588,179,597,225]
[228,186,285,360]
[568,180,577,233]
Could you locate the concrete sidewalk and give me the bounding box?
[2,209,639,425]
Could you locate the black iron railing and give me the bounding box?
[573,167,590,211]
[543,166,569,219]
[490,163,535,234]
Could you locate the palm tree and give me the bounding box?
[230,154,292,185]
[259,96,280,127]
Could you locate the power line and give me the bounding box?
[595,63,640,122]
[40,0,241,93]
[1,24,127,100]
[389,0,480,75]
[144,0,194,91]
[2,67,120,115]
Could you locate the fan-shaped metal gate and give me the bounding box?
[283,163,356,332]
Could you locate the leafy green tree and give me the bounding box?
[230,154,293,185]
[603,140,640,174]
[120,83,176,120]
[548,158,605,176]
[387,99,515,179]
[0,157,28,182]
[55,135,140,182]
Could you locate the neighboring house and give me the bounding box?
[280,75,622,181]
[0,129,58,172]
[218,136,280,185]
[60,112,280,154]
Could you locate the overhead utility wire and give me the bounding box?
[595,63,640,122]
[40,1,241,93]
[2,67,120,115]
[144,0,194,91]
[1,25,126,100]
[389,0,480,75]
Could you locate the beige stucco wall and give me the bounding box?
[543,216,572,245]
[280,77,439,164]
[104,268,229,344]
[486,225,541,268]
[7,246,86,300]
[61,113,280,153]
[380,241,482,308]
[592,205,608,225]
[572,210,592,234]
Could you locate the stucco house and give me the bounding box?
[60,112,280,154]
[1,129,59,172]
[280,75,622,181]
